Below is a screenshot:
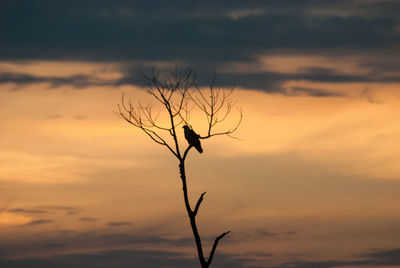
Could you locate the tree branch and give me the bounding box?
[207,231,231,266]
[182,145,193,161]
[193,192,206,216]
[199,107,243,140]
[117,96,178,157]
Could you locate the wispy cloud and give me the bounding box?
[36,206,84,215]
[79,217,98,222]
[106,221,132,227]
[22,219,53,227]
[8,208,46,215]
[0,72,108,89]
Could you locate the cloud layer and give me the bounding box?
[1,0,399,61]
[1,0,400,94]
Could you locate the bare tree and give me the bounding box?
[118,67,242,268]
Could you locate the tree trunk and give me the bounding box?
[179,160,208,268]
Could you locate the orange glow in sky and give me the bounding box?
[1,58,400,267]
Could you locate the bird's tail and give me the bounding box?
[195,144,203,153]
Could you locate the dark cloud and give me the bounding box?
[45,243,66,249]
[36,206,84,215]
[106,221,132,227]
[56,230,76,235]
[357,53,400,76]
[2,67,399,96]
[356,0,400,18]
[0,249,260,268]
[203,70,400,95]
[0,72,107,89]
[2,246,399,268]
[22,220,53,227]
[361,247,400,266]
[288,87,345,97]
[0,0,399,63]
[254,230,297,239]
[0,229,251,266]
[268,247,400,268]
[9,208,46,214]
[79,217,98,222]
[243,251,274,258]
[0,230,192,259]
[255,230,278,238]
[73,115,88,120]
[0,249,196,268]
[98,233,192,247]
[1,0,399,96]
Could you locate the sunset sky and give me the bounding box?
[1,1,400,267]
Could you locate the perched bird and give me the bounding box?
[183,125,203,153]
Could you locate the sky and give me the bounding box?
[1,0,400,267]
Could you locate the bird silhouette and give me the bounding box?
[183,125,203,153]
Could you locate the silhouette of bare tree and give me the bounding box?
[118,67,242,268]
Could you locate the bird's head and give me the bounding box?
[183,125,190,130]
